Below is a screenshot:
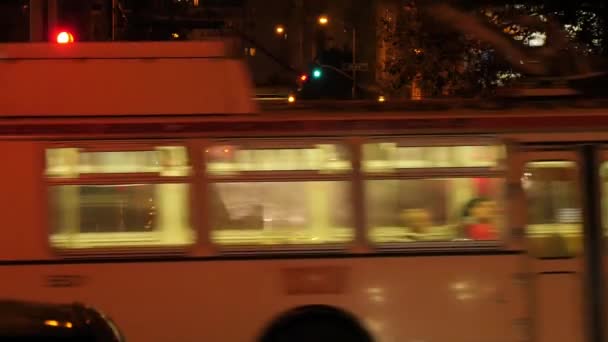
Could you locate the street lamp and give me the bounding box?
[317,15,357,99]
[274,24,288,40]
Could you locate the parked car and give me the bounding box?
[0,300,124,341]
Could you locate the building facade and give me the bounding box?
[9,0,391,90]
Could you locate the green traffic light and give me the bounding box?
[312,68,322,79]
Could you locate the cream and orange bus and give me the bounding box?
[0,40,606,342]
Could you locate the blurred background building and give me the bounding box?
[1,0,390,96]
[4,0,606,99]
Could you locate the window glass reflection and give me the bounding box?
[46,146,190,177]
[209,181,353,245]
[366,178,504,243]
[206,143,351,174]
[363,143,504,171]
[523,161,582,258]
[601,163,608,237]
[49,184,193,248]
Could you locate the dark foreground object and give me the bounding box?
[0,300,124,342]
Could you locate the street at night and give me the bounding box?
[1,1,608,341]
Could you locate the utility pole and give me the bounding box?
[295,0,304,70]
[29,0,58,42]
[351,26,357,99]
[47,0,58,37]
[111,0,116,40]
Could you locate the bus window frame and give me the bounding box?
[41,136,514,256]
[203,138,357,254]
[362,136,508,252]
[204,138,353,177]
[43,140,197,257]
[516,149,583,261]
[597,149,608,237]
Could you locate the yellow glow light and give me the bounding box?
[318,16,329,25]
[44,320,59,327]
[378,95,386,103]
[275,25,285,35]
[44,320,73,328]
[288,95,296,103]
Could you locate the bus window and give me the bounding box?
[209,182,353,245]
[601,163,608,237]
[46,146,190,177]
[46,144,194,250]
[205,141,353,247]
[363,141,505,245]
[522,161,582,258]
[363,143,504,171]
[205,143,351,175]
[366,178,504,243]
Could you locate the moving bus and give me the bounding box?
[1,40,607,342]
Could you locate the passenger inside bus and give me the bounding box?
[399,208,446,240]
[366,177,503,243]
[461,198,498,240]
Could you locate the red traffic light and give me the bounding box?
[56,31,75,44]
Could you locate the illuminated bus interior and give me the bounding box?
[42,139,524,250]
[47,145,193,249]
[523,161,582,258]
[363,141,505,244]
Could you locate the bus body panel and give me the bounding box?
[0,119,601,341]
[0,255,524,342]
[0,41,257,117]
[0,59,256,116]
[0,141,47,261]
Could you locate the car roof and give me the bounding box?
[0,299,115,340]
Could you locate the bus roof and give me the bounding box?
[0,41,257,117]
[2,101,608,138]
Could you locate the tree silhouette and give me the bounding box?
[376,0,608,98]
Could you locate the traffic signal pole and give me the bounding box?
[29,0,58,42]
[29,0,44,41]
[48,0,58,38]
[352,26,356,99]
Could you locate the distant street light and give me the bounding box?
[318,15,329,26]
[275,25,285,35]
